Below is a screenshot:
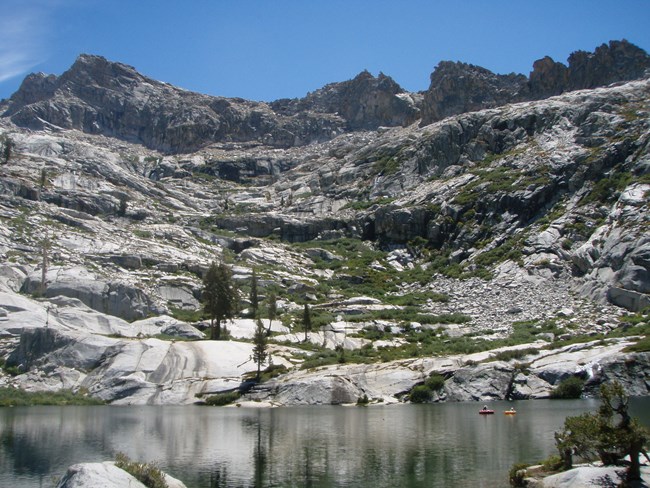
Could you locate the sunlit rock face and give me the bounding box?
[0,40,648,405]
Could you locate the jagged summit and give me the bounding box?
[2,40,648,154]
[420,39,650,125]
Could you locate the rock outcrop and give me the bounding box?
[525,465,650,487]
[55,461,187,488]
[421,39,650,125]
[271,70,421,129]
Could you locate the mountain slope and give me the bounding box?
[0,41,648,405]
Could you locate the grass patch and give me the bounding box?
[168,307,204,323]
[623,336,650,353]
[115,452,168,488]
[0,387,104,406]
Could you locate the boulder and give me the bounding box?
[529,465,650,487]
[56,462,148,488]
[55,461,187,488]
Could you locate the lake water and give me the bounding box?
[1,399,649,488]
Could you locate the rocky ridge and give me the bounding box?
[0,40,648,405]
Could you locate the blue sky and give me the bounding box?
[1,0,649,102]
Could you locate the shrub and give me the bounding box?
[541,455,563,472]
[204,391,241,406]
[425,373,445,391]
[115,452,168,488]
[490,347,539,362]
[549,376,584,399]
[356,394,369,406]
[508,463,530,487]
[409,385,433,403]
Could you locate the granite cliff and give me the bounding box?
[0,40,648,405]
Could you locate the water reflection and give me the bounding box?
[0,399,648,488]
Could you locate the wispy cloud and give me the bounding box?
[0,4,47,83]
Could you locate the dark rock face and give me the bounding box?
[3,57,416,154]
[421,40,650,126]
[528,56,568,98]
[420,61,528,125]
[566,40,650,90]
[3,55,347,153]
[271,70,420,130]
[4,41,648,152]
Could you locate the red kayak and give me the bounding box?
[479,409,495,415]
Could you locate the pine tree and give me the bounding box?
[249,270,259,318]
[554,381,649,480]
[202,262,237,340]
[302,303,312,342]
[266,291,277,336]
[252,318,268,381]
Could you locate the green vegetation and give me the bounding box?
[356,394,370,406]
[549,376,585,399]
[425,372,446,391]
[0,387,105,406]
[408,373,446,403]
[347,309,471,327]
[473,235,525,268]
[252,318,268,381]
[203,390,241,406]
[508,463,531,487]
[553,382,649,481]
[581,168,633,204]
[0,134,15,164]
[624,336,650,353]
[487,347,539,362]
[409,385,433,403]
[133,229,153,239]
[115,452,168,488]
[168,307,204,323]
[202,261,237,340]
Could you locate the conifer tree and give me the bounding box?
[249,270,259,318]
[202,261,237,340]
[554,381,649,481]
[252,318,268,381]
[266,291,277,336]
[303,303,312,342]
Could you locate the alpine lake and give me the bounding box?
[1,398,649,488]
